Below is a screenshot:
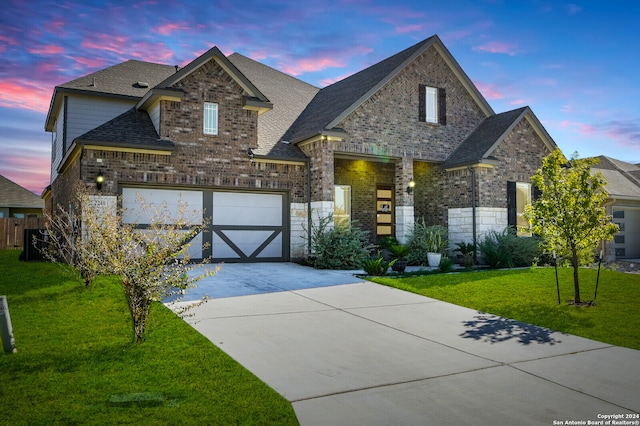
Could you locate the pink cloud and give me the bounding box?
[473,41,518,56]
[0,155,51,195]
[81,34,130,55]
[74,56,108,69]
[474,81,504,100]
[279,57,345,76]
[155,22,191,36]
[559,120,598,136]
[395,24,424,34]
[0,79,52,113]
[28,45,65,55]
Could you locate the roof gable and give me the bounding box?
[154,46,271,106]
[443,107,556,168]
[0,175,44,208]
[283,35,494,143]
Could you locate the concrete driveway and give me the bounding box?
[168,263,640,425]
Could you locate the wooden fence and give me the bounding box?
[0,217,46,250]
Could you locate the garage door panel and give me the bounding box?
[122,187,288,262]
[122,188,202,225]
[212,192,282,226]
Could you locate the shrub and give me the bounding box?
[439,256,453,273]
[478,227,541,268]
[363,252,396,276]
[407,220,448,265]
[307,214,373,269]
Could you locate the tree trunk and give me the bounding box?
[571,247,581,304]
[124,280,150,343]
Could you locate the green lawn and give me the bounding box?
[0,251,299,426]
[372,266,640,350]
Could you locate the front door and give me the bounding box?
[376,186,394,241]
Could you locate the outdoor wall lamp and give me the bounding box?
[406,178,416,194]
[96,170,104,191]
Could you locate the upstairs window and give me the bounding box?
[204,102,218,135]
[419,85,446,125]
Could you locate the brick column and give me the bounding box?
[395,158,415,243]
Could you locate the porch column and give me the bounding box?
[299,138,336,228]
[395,157,415,244]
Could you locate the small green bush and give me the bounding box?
[478,227,541,268]
[407,220,448,265]
[307,214,373,269]
[439,256,453,273]
[363,252,396,276]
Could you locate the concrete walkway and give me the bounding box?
[168,263,640,425]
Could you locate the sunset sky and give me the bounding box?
[1,0,638,195]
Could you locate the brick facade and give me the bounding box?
[59,60,306,204]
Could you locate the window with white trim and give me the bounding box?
[516,182,532,236]
[419,85,446,125]
[424,86,438,123]
[203,102,218,135]
[334,185,351,225]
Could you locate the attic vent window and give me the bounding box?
[136,81,149,88]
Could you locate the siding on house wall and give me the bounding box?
[66,96,136,145]
[50,96,136,183]
[51,106,65,181]
[148,102,161,134]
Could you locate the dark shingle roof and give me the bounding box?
[282,37,436,143]
[591,156,640,198]
[443,107,529,168]
[0,175,44,208]
[76,108,174,150]
[57,60,176,98]
[228,53,319,160]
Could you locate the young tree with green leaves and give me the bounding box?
[43,187,215,342]
[525,149,618,304]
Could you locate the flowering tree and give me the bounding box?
[525,149,618,304]
[43,187,215,342]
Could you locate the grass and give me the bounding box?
[0,250,299,426]
[372,266,640,350]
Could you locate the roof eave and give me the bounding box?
[136,88,184,110]
[156,46,271,103]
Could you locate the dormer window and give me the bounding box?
[419,85,446,125]
[204,102,218,135]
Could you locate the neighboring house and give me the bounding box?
[592,156,640,260]
[0,175,44,218]
[44,34,556,262]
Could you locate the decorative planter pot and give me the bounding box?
[391,260,408,273]
[427,252,442,267]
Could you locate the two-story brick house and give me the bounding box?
[44,34,557,262]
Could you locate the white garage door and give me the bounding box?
[121,187,289,262]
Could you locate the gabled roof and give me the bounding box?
[75,107,174,151]
[228,53,319,160]
[592,156,640,200]
[443,106,556,168]
[0,175,44,209]
[142,46,272,114]
[282,35,494,144]
[46,60,176,131]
